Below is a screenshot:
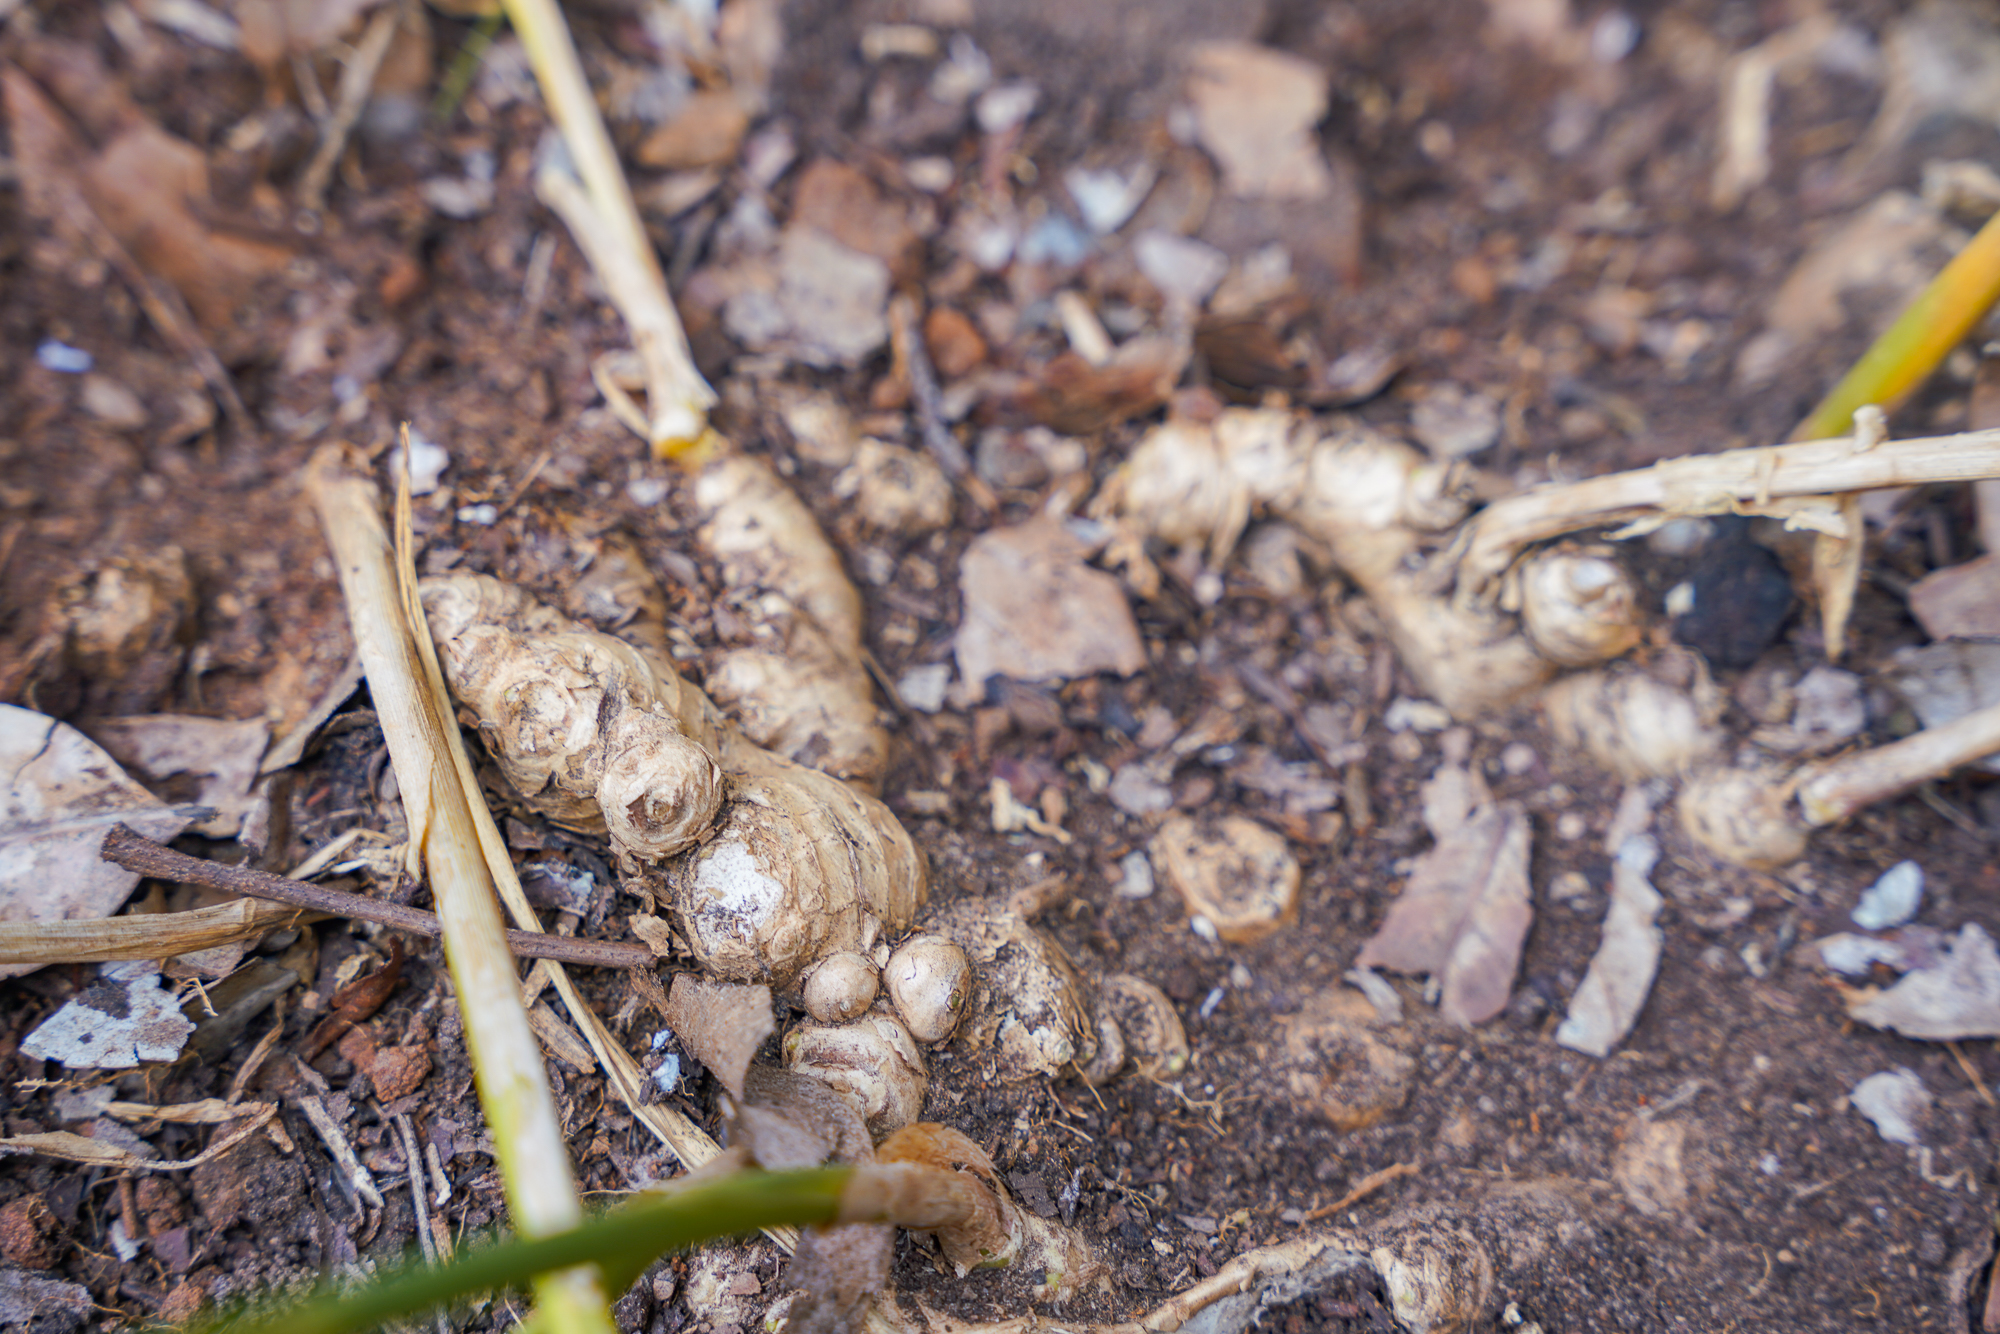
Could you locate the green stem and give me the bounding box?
[1795,204,2000,441]
[202,1169,851,1334]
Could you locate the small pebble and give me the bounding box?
[1501,742,1538,776]
[456,503,499,526]
[626,476,669,507]
[391,432,450,495]
[1547,870,1592,901]
[37,339,93,373]
[1815,932,1904,976]
[1852,860,1923,930]
[1410,383,1501,459]
[1115,849,1155,899]
[1791,665,1867,744]
[1383,697,1452,732]
[897,663,952,714]
[1133,230,1228,307]
[1851,1068,1931,1146]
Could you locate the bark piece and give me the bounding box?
[662,976,774,1100]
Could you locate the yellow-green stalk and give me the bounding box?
[309,452,614,1334]
[1795,204,2000,442]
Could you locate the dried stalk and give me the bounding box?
[1457,425,2000,596]
[97,824,655,969]
[307,451,613,1334]
[506,0,715,452]
[0,896,303,967]
[0,1105,276,1173]
[1798,698,2000,827]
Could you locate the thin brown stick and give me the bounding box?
[890,295,995,510]
[1299,1161,1418,1223]
[99,824,655,970]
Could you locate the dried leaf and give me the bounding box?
[1555,836,1665,1058]
[954,518,1146,692]
[1847,922,2000,1040]
[782,1221,892,1334]
[1885,640,2000,774]
[20,964,195,1068]
[0,1105,274,1172]
[1907,554,2000,639]
[85,714,271,838]
[0,706,192,980]
[0,897,305,970]
[736,1065,873,1169]
[662,975,774,1100]
[1183,42,1332,200]
[1356,802,1532,1027]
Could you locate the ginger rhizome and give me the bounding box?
[421,573,924,990]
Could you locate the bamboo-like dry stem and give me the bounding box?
[506,0,715,452]
[1797,698,2000,827]
[308,452,613,1334]
[1458,426,2000,594]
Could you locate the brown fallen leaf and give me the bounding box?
[662,975,775,1101]
[954,518,1147,694]
[4,45,289,339]
[1005,334,1189,435]
[1183,41,1333,200]
[1356,802,1533,1027]
[85,715,271,840]
[301,939,405,1061]
[1908,554,2000,639]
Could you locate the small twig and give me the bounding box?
[889,295,995,510]
[1946,1041,1997,1108]
[300,1094,386,1211]
[299,1,404,212]
[394,1111,452,1334]
[100,824,656,970]
[1299,1161,1418,1223]
[227,1017,286,1104]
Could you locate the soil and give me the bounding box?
[4,2,1999,1332]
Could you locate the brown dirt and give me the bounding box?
[3,2,1997,1332]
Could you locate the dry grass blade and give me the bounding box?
[0,897,305,967]
[307,448,613,1334]
[507,0,715,453]
[0,1104,276,1172]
